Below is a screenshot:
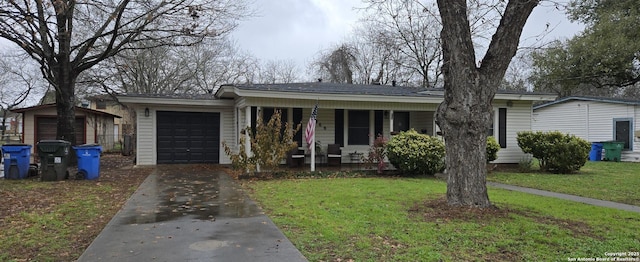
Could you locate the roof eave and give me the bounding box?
[117,95,233,107]
[494,93,557,101]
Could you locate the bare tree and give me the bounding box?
[362,0,443,88]
[436,0,539,207]
[0,0,250,145]
[259,59,301,84]
[187,39,260,92]
[0,52,44,140]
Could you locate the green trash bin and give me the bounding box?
[601,141,624,162]
[37,140,71,181]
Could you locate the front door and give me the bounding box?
[614,118,632,150]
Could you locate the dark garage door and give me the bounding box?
[157,111,220,164]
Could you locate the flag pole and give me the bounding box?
[310,129,315,172]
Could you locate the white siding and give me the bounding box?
[533,101,587,137]
[533,100,638,152]
[136,107,155,165]
[219,107,234,164]
[493,101,534,163]
[534,101,635,141]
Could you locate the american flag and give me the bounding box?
[305,104,318,149]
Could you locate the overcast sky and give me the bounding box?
[0,1,586,75]
[231,0,585,70]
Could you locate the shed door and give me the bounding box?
[156,111,220,164]
[614,119,631,150]
[36,117,86,144]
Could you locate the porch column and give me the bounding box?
[245,106,251,157]
[389,110,394,134]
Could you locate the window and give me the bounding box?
[96,100,107,109]
[348,110,369,145]
[393,111,410,132]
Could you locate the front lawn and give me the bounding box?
[245,176,640,261]
[488,161,640,206]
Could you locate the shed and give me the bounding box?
[12,103,122,159]
[532,96,640,161]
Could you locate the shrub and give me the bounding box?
[518,156,534,172]
[486,136,500,162]
[517,131,590,173]
[223,110,300,174]
[386,129,445,176]
[365,134,388,174]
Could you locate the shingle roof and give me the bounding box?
[533,96,640,110]
[230,82,431,96]
[117,93,217,100]
[227,82,550,97]
[11,103,122,118]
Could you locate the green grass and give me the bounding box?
[246,177,640,261]
[488,161,640,205]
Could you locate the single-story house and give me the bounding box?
[532,96,640,161]
[117,82,556,166]
[11,103,122,159]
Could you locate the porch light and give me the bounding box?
[145,107,150,117]
[506,100,513,107]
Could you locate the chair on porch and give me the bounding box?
[327,144,342,166]
[287,143,305,167]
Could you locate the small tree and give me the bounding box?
[223,110,300,174]
[365,134,388,174]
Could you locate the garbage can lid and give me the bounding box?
[1,143,30,146]
[37,140,71,144]
[73,143,101,147]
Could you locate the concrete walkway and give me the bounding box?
[488,182,640,213]
[78,166,307,262]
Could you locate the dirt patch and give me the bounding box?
[409,197,511,221]
[410,198,598,237]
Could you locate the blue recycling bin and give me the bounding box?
[589,142,603,161]
[2,144,32,179]
[73,144,102,180]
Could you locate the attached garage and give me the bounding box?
[156,111,220,164]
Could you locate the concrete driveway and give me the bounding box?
[78,165,307,262]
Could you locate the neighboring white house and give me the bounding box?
[117,82,557,166]
[532,96,640,161]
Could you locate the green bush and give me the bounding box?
[517,131,590,173]
[486,136,500,162]
[386,129,445,176]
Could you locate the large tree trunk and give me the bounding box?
[55,76,76,146]
[52,5,77,146]
[435,0,539,207]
